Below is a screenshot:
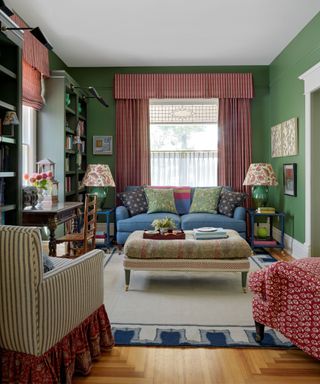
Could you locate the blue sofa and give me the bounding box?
[116,187,247,245]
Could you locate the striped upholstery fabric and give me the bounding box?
[0,225,106,356]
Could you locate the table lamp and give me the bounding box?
[2,111,19,136]
[243,163,278,208]
[81,164,115,209]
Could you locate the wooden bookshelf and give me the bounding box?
[38,70,88,203]
[0,11,23,225]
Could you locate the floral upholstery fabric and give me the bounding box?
[249,258,320,360]
[218,190,247,217]
[124,230,252,260]
[189,187,222,214]
[144,188,177,214]
[118,187,148,216]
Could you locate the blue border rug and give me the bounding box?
[112,323,292,348]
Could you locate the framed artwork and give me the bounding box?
[283,163,297,196]
[271,117,298,157]
[93,136,112,155]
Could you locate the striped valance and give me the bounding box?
[114,73,254,99]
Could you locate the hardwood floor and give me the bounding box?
[73,347,320,384]
[72,247,319,384]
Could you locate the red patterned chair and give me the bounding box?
[249,258,320,360]
[0,225,114,383]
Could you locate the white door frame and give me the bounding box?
[299,62,320,257]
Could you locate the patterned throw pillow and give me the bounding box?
[189,187,222,213]
[118,187,148,216]
[147,186,191,214]
[43,254,54,273]
[144,188,178,214]
[218,190,247,217]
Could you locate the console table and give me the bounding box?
[22,202,83,256]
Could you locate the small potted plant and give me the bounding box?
[151,217,176,234]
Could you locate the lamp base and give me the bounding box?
[252,186,268,208]
[88,187,108,209]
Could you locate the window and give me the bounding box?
[22,105,37,183]
[149,99,218,186]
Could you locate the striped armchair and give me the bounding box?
[0,225,114,383]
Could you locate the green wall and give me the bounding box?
[68,66,269,208]
[268,12,320,243]
[49,50,68,71]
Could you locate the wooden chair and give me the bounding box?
[57,194,98,257]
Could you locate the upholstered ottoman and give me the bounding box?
[123,230,252,292]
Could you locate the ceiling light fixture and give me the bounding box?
[72,85,109,108]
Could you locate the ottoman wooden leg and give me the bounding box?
[125,269,131,291]
[241,271,248,293]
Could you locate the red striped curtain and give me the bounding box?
[11,14,50,110]
[116,99,150,193]
[218,98,252,198]
[114,73,253,192]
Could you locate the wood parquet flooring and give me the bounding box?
[73,347,320,384]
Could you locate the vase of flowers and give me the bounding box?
[24,172,53,208]
[151,217,176,234]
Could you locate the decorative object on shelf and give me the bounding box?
[257,226,268,239]
[65,93,71,106]
[151,216,176,234]
[22,186,38,208]
[93,136,112,155]
[283,163,297,196]
[2,111,19,137]
[36,159,59,203]
[271,117,298,157]
[82,164,115,209]
[78,102,82,114]
[74,135,83,169]
[243,163,278,208]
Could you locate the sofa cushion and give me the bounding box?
[181,213,246,233]
[144,188,178,214]
[118,187,148,216]
[189,187,222,214]
[117,213,181,232]
[148,186,192,214]
[218,190,247,217]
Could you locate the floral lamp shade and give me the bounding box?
[243,163,278,186]
[82,164,115,187]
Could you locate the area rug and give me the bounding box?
[104,251,291,348]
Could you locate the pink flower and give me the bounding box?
[30,177,36,183]
[23,173,29,181]
[47,171,53,179]
[36,174,42,180]
[42,173,48,179]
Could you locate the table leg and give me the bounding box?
[48,217,58,257]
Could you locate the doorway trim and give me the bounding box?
[299,62,320,257]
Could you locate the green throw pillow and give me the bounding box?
[144,188,178,214]
[189,187,222,213]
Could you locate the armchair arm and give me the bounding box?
[116,205,130,224]
[38,249,105,355]
[233,206,246,221]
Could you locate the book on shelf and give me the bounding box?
[253,239,278,246]
[77,120,85,137]
[256,207,276,214]
[0,145,10,171]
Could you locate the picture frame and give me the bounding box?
[93,136,112,155]
[283,163,297,196]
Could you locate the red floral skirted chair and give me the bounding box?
[0,225,114,383]
[249,257,320,360]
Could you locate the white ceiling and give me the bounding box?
[5,0,320,67]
